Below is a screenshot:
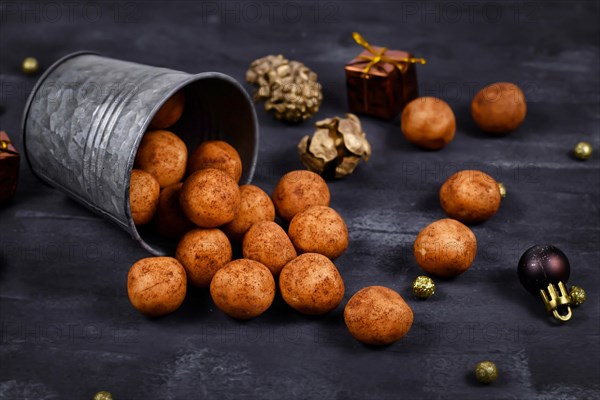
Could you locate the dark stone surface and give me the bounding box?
[1,1,599,399]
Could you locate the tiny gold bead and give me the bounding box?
[570,286,586,306]
[412,275,435,299]
[93,391,113,400]
[497,182,506,199]
[573,141,592,160]
[22,57,40,75]
[475,361,498,384]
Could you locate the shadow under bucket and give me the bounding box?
[22,52,259,255]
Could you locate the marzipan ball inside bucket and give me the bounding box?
[22,52,258,255]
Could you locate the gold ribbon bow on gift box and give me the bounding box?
[0,140,18,155]
[352,32,426,78]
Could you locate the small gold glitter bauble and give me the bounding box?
[497,182,506,198]
[93,391,113,400]
[412,275,435,299]
[22,57,39,75]
[570,286,586,306]
[475,361,498,384]
[573,142,592,160]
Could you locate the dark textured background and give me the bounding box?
[1,1,599,399]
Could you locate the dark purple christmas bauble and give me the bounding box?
[518,245,570,295]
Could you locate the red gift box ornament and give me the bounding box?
[0,131,20,206]
[345,32,425,119]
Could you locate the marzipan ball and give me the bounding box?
[242,221,297,276]
[222,185,275,241]
[179,168,241,228]
[414,219,477,278]
[471,82,526,134]
[155,183,195,238]
[127,257,187,317]
[188,140,243,183]
[134,130,188,187]
[210,259,275,319]
[401,97,456,150]
[344,286,413,345]
[176,228,232,287]
[440,170,501,223]
[272,170,330,222]
[279,253,345,315]
[129,169,160,226]
[288,206,348,260]
[149,91,185,129]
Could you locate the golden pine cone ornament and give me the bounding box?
[247,55,323,123]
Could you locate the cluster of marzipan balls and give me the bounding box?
[401,82,526,149]
[402,83,523,279]
[127,91,416,345]
[414,169,503,279]
[126,84,511,346]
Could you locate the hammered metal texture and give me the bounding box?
[23,53,258,255]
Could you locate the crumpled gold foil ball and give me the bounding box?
[475,361,498,384]
[93,391,113,400]
[569,286,586,306]
[298,113,371,178]
[412,275,435,299]
[497,182,506,199]
[247,55,323,123]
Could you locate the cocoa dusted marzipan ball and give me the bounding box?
[279,253,345,315]
[288,205,348,260]
[188,140,243,183]
[344,286,413,345]
[127,257,187,317]
[134,130,188,188]
[272,170,330,222]
[179,168,241,228]
[413,218,477,278]
[149,91,185,130]
[242,221,297,276]
[210,259,275,319]
[222,185,275,242]
[155,183,195,238]
[129,169,160,226]
[439,170,501,223]
[176,228,232,287]
[471,82,526,134]
[401,97,456,150]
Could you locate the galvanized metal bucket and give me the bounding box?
[22,52,259,255]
